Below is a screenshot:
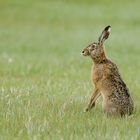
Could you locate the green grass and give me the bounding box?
[0,0,140,139]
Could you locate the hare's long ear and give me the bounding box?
[98,25,111,44]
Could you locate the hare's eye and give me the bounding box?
[92,45,96,49]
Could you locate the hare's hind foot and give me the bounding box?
[104,107,121,117]
[105,107,134,117]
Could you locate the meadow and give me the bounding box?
[0,0,140,139]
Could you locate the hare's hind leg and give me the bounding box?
[107,107,118,116]
[85,89,100,112]
[105,106,121,117]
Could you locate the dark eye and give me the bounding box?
[92,45,96,49]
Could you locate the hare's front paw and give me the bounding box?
[83,108,89,113]
[85,107,90,112]
[84,102,95,112]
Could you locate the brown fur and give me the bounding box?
[82,26,134,116]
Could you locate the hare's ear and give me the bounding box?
[98,25,111,44]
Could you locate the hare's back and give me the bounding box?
[102,60,134,115]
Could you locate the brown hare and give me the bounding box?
[82,26,134,116]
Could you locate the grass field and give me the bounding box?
[0,0,140,139]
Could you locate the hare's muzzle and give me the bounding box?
[82,49,89,56]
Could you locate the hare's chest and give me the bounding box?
[92,65,104,84]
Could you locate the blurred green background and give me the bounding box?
[0,0,140,139]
